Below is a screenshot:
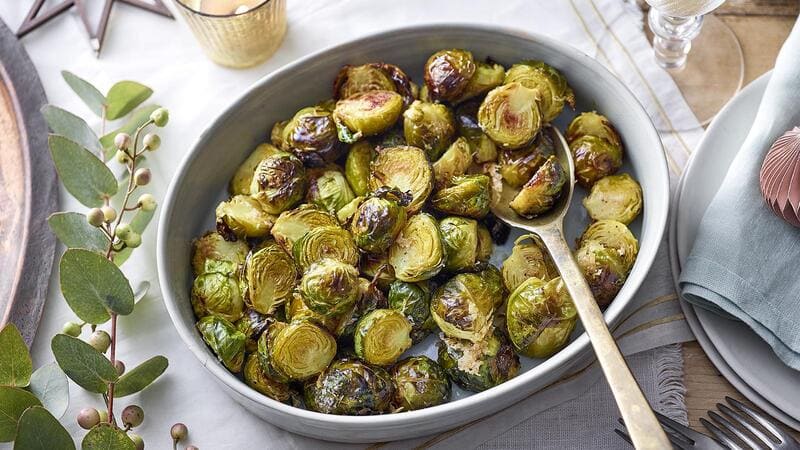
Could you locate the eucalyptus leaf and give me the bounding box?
[113,209,155,266]
[48,212,109,253]
[60,249,134,320]
[61,71,106,118]
[41,105,104,157]
[81,424,135,450]
[51,334,117,394]
[0,324,33,387]
[113,356,168,397]
[0,386,40,442]
[105,81,153,120]
[49,135,118,208]
[100,105,159,159]
[27,363,69,419]
[13,406,75,450]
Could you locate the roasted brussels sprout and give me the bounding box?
[402,100,456,160]
[392,356,451,410]
[501,234,557,292]
[305,359,394,415]
[337,277,389,341]
[476,224,493,264]
[369,146,434,214]
[266,320,337,381]
[437,330,520,392]
[478,82,541,150]
[509,155,567,218]
[215,195,275,239]
[504,61,574,122]
[344,140,373,197]
[191,231,248,275]
[197,315,246,372]
[575,240,628,307]
[569,135,623,188]
[477,265,506,308]
[423,49,476,102]
[566,111,622,148]
[582,173,643,225]
[285,292,354,337]
[306,167,356,215]
[431,174,491,219]
[336,196,363,225]
[280,106,343,166]
[360,253,396,290]
[191,263,244,322]
[439,216,491,272]
[292,225,359,271]
[270,120,288,149]
[455,61,505,104]
[498,130,554,188]
[271,204,339,253]
[354,309,413,366]
[250,151,307,214]
[230,143,279,195]
[455,100,498,163]
[578,220,638,271]
[388,280,435,343]
[245,241,297,314]
[430,271,498,342]
[432,137,473,189]
[333,90,404,143]
[388,213,445,282]
[243,354,292,402]
[333,63,414,106]
[351,187,411,254]
[506,277,577,358]
[235,309,272,352]
[300,258,361,316]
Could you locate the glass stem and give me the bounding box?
[648,8,704,69]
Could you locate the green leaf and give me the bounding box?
[105,81,153,121]
[41,105,104,157]
[61,249,134,320]
[61,71,106,118]
[49,135,118,208]
[100,105,159,159]
[0,386,40,442]
[13,406,75,450]
[81,424,135,450]
[113,356,168,397]
[48,212,109,253]
[0,324,33,387]
[112,209,155,266]
[51,334,117,394]
[27,363,69,419]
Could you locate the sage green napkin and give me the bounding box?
[679,18,800,370]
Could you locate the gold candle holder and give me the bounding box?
[174,0,287,69]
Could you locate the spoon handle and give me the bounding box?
[537,226,670,450]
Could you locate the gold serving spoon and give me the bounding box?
[491,126,670,449]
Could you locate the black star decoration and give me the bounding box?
[16,0,174,55]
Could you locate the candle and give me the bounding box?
[195,0,265,16]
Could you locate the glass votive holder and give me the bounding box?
[174,0,287,69]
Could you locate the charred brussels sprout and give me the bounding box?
[437,330,520,392]
[423,49,476,102]
[191,263,244,322]
[392,356,451,410]
[504,61,574,122]
[354,309,413,366]
[243,354,292,402]
[245,241,297,314]
[338,277,389,341]
[280,106,343,166]
[431,174,491,219]
[299,258,361,316]
[478,82,542,150]
[455,100,498,163]
[230,143,279,195]
[388,280,435,343]
[509,155,567,218]
[582,173,643,225]
[271,204,339,253]
[306,167,356,215]
[191,231,248,275]
[235,309,272,352]
[250,152,307,214]
[498,129,554,188]
[578,220,638,271]
[575,240,628,307]
[306,359,394,415]
[430,271,498,342]
[197,316,246,372]
[333,90,404,143]
[267,320,337,381]
[333,63,414,106]
[506,277,577,358]
[439,217,490,272]
[566,111,622,148]
[292,225,359,270]
[388,213,445,282]
[432,137,473,190]
[402,100,456,160]
[501,234,557,292]
[477,265,506,308]
[455,61,505,103]
[270,120,288,149]
[345,140,373,197]
[369,146,434,214]
[360,253,396,290]
[351,188,411,254]
[285,292,353,338]
[215,195,275,239]
[569,135,623,188]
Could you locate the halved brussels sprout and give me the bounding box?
[337,277,390,341]
[280,106,343,166]
[504,61,575,122]
[423,49,476,102]
[299,258,361,317]
[433,137,473,190]
[191,264,244,322]
[501,234,558,293]
[455,100,498,163]
[439,216,490,273]
[306,167,356,215]
[243,354,292,402]
[333,63,414,106]
[476,224,493,264]
[235,309,272,352]
[267,320,337,381]
[575,240,628,307]
[509,155,567,218]
[230,143,279,195]
[478,82,542,150]
[506,277,577,358]
[578,219,638,271]
[270,120,288,149]
[430,271,497,342]
[256,321,290,382]
[197,315,246,372]
[305,359,394,415]
[455,61,505,103]
[392,356,451,410]
[369,146,434,214]
[566,111,622,148]
[191,231,248,275]
[360,253,396,290]
[333,90,404,143]
[498,129,554,188]
[569,135,623,188]
[215,195,276,239]
[271,204,339,253]
[292,225,359,271]
[388,213,445,282]
[354,309,413,366]
[582,173,643,225]
[245,241,297,314]
[351,187,411,254]
[477,265,506,308]
[402,100,456,160]
[437,329,520,392]
[345,140,373,197]
[431,174,491,219]
[388,280,435,343]
[250,151,307,214]
[336,196,364,225]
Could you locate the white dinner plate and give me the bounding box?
[669,72,800,431]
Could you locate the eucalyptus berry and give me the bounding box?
[88,330,111,353]
[143,133,160,151]
[134,168,151,186]
[77,407,100,429]
[171,422,188,442]
[150,108,169,127]
[137,193,157,212]
[122,405,144,428]
[87,208,105,227]
[124,232,142,249]
[114,360,126,375]
[101,205,117,222]
[128,432,145,450]
[116,223,132,240]
[114,132,131,150]
[116,150,131,164]
[62,321,82,337]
